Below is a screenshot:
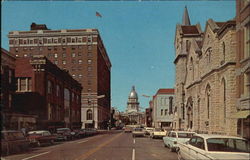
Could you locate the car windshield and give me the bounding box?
[206,138,250,153]
[134,128,143,131]
[155,128,163,131]
[178,133,193,138]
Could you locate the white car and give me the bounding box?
[163,131,195,152]
[150,128,167,139]
[177,134,250,160]
[144,127,154,135]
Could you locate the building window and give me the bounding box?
[20,78,26,91]
[244,24,250,59]
[62,39,66,43]
[54,53,58,58]
[87,109,93,120]
[161,109,163,116]
[78,59,82,64]
[87,66,92,71]
[78,53,82,57]
[206,84,211,120]
[190,57,194,81]
[72,46,75,50]
[72,74,76,78]
[77,38,82,43]
[88,59,92,64]
[88,45,92,51]
[47,80,53,94]
[56,85,60,97]
[48,39,52,44]
[87,36,92,43]
[79,74,83,79]
[72,60,76,64]
[169,96,173,114]
[24,54,28,57]
[62,53,66,58]
[165,109,168,115]
[205,47,212,64]
[222,42,226,64]
[48,47,52,51]
[54,60,58,64]
[62,60,66,65]
[244,73,250,97]
[78,46,82,49]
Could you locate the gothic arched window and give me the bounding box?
[205,84,211,120]
[87,109,93,120]
[221,78,226,123]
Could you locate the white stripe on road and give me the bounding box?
[133,139,135,144]
[132,149,135,160]
[21,151,50,160]
[77,140,89,144]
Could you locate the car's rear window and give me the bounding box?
[207,138,250,153]
[178,133,193,138]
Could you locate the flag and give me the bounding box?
[96,11,102,18]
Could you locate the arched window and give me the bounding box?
[205,84,211,120]
[87,109,93,120]
[205,47,212,64]
[221,78,226,123]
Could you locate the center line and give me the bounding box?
[132,148,135,160]
[133,139,135,144]
[77,140,88,144]
[21,151,50,160]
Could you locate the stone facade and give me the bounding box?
[173,7,238,136]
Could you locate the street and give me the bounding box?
[2,131,178,160]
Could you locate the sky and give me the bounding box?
[2,0,235,112]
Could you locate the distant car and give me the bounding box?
[150,128,167,139]
[28,130,57,147]
[1,130,30,156]
[124,127,132,133]
[177,134,250,160]
[132,128,145,137]
[144,127,154,135]
[163,131,195,152]
[56,128,73,141]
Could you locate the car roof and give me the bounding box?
[194,134,246,140]
[28,130,49,134]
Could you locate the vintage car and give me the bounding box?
[28,130,57,147]
[56,128,73,141]
[132,128,145,137]
[1,130,30,156]
[163,131,195,152]
[177,134,250,160]
[144,127,154,135]
[124,127,133,133]
[150,128,167,139]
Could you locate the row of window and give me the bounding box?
[10,36,93,45]
[160,109,169,116]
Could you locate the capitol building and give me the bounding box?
[122,86,145,125]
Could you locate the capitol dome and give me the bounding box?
[129,86,138,99]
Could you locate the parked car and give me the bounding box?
[1,130,30,156]
[132,128,145,137]
[177,134,250,160]
[150,128,167,139]
[144,127,154,135]
[124,127,133,133]
[163,131,195,152]
[56,128,73,141]
[27,130,57,147]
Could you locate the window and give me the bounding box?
[24,54,28,57]
[78,59,83,64]
[244,24,250,59]
[206,84,211,120]
[221,78,226,123]
[161,109,163,116]
[169,96,173,114]
[87,109,93,120]
[48,47,52,51]
[222,42,226,64]
[56,85,60,97]
[72,74,75,78]
[195,137,205,150]
[79,74,83,79]
[87,36,92,43]
[47,80,53,94]
[72,53,76,57]
[72,60,76,64]
[205,47,212,64]
[48,39,52,44]
[164,109,168,115]
[88,45,92,51]
[54,53,58,58]
[171,132,176,138]
[62,60,66,65]
[87,66,92,71]
[20,78,26,91]
[62,53,66,58]
[78,53,82,56]
[28,78,32,91]
[244,73,250,97]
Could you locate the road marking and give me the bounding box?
[74,133,123,160]
[21,151,50,160]
[133,139,135,144]
[77,140,88,144]
[132,149,135,160]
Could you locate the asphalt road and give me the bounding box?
[2,131,178,160]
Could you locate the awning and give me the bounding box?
[231,110,250,119]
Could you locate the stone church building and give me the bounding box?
[173,6,238,136]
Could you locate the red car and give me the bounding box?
[27,130,57,147]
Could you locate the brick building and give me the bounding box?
[173,7,238,136]
[8,23,111,129]
[13,55,82,131]
[1,48,36,130]
[235,0,250,140]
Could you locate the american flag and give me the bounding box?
[96,12,102,18]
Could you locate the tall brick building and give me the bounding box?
[235,0,250,140]
[14,55,82,130]
[173,7,238,136]
[8,23,112,129]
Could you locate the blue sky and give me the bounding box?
[2,1,235,111]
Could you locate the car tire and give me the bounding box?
[164,143,167,148]
[170,147,175,152]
